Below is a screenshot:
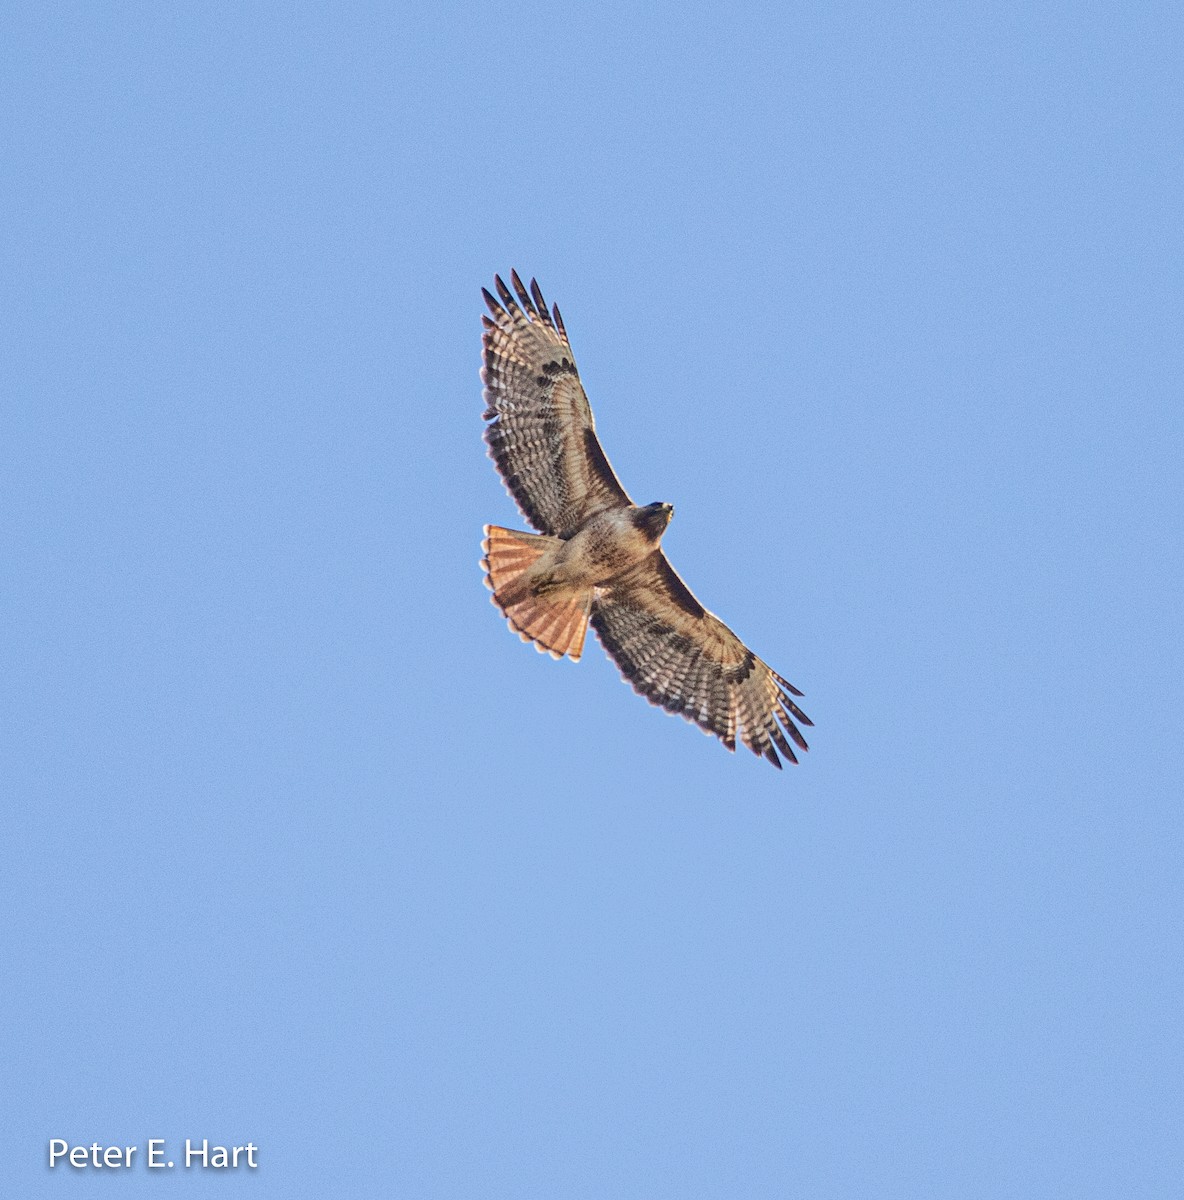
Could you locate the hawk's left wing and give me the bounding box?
[591,554,812,768]
[482,273,632,539]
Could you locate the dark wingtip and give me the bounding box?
[779,707,811,753]
[778,687,813,730]
[774,671,805,697]
[770,723,800,764]
[510,269,535,315]
[529,276,543,300]
[530,278,553,328]
[494,274,517,309]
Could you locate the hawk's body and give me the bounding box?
[501,507,663,600]
[480,272,812,769]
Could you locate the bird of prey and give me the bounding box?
[479,272,812,768]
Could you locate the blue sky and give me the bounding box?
[4,1,1182,1196]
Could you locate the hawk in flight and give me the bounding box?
[480,272,812,769]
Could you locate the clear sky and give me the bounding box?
[4,2,1182,1196]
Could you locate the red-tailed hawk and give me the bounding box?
[480,272,812,769]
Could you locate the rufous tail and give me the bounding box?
[480,525,592,662]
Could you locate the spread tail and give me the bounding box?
[480,525,592,662]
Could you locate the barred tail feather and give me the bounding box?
[480,525,591,662]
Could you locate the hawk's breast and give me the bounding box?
[562,507,657,585]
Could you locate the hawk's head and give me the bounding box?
[634,501,674,542]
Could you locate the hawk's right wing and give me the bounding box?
[482,273,632,538]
